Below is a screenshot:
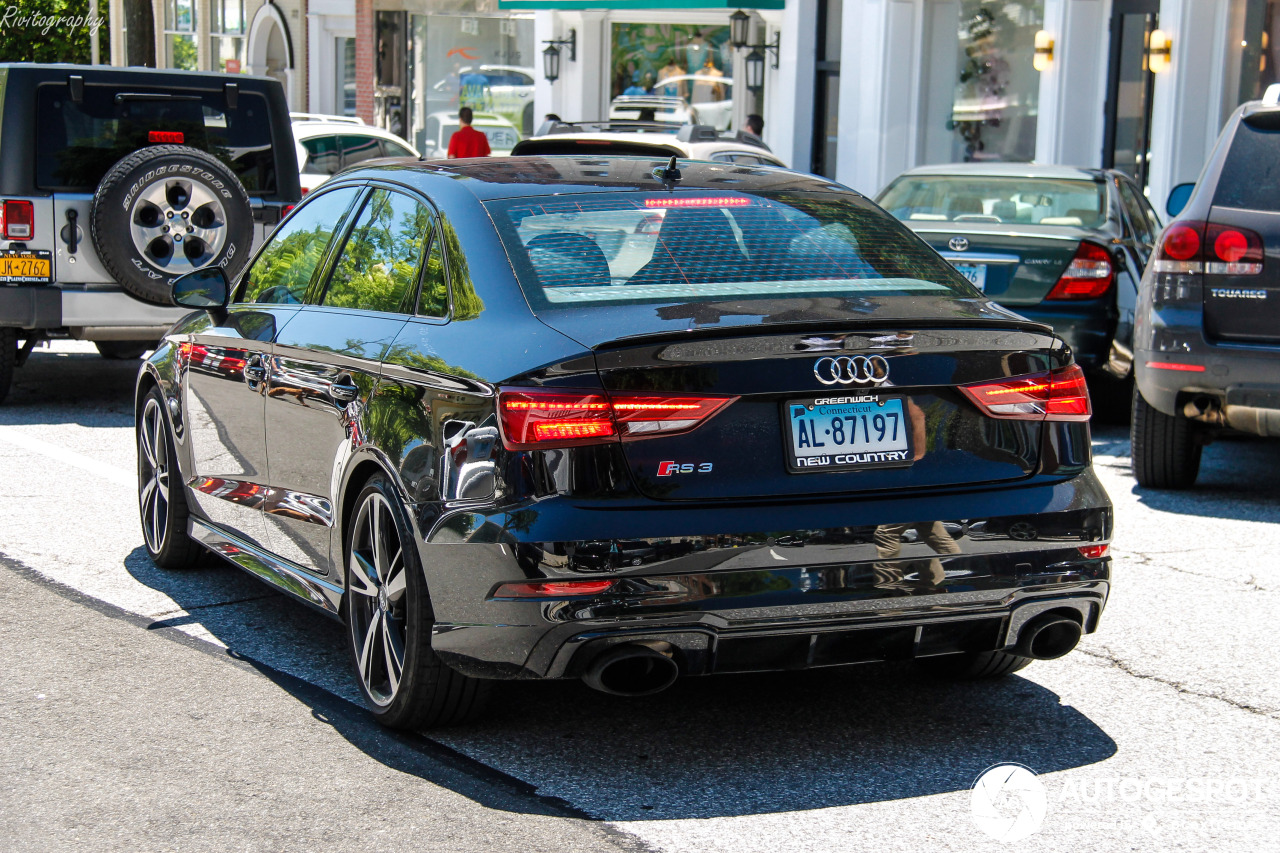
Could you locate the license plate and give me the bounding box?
[785,395,913,472]
[0,250,52,283]
[951,262,986,291]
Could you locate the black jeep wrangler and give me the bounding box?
[0,63,300,402]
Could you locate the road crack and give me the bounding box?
[1081,646,1280,719]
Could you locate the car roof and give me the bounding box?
[892,163,1108,181]
[346,155,842,200]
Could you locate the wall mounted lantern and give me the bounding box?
[1149,29,1172,73]
[542,29,576,83]
[729,9,779,94]
[1033,30,1054,72]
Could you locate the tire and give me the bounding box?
[96,340,151,360]
[90,145,254,306]
[344,474,491,729]
[917,650,1032,679]
[1131,388,1202,489]
[0,328,15,405]
[138,388,203,568]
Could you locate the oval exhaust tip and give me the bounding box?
[583,644,679,696]
[1016,615,1083,660]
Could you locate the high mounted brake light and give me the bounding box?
[1,200,34,240]
[148,131,185,144]
[644,197,753,208]
[961,364,1091,422]
[498,388,737,450]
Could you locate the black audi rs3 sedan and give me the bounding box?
[135,156,1112,729]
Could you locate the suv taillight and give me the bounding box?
[2,200,34,240]
[1153,221,1264,275]
[1045,241,1114,300]
[961,364,1092,422]
[497,387,737,450]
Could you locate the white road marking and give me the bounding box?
[0,425,134,488]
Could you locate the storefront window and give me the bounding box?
[339,38,357,117]
[164,0,197,71]
[1238,0,1280,104]
[409,5,535,157]
[944,1,1043,162]
[609,24,734,130]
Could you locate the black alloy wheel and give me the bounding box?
[344,475,490,729]
[138,388,202,568]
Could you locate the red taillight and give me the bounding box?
[1154,221,1264,274]
[497,388,737,450]
[1045,241,1113,300]
[491,580,615,598]
[961,364,1091,422]
[1145,361,1206,373]
[1078,544,1109,559]
[2,200,34,240]
[149,130,185,144]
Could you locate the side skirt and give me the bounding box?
[188,517,344,619]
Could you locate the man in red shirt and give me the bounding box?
[447,107,491,158]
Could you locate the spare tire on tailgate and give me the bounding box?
[90,145,254,305]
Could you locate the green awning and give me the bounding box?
[498,1,784,9]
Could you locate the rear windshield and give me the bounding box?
[1214,120,1280,212]
[485,190,973,310]
[35,83,277,194]
[878,176,1108,227]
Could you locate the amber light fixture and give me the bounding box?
[1033,30,1055,72]
[1149,29,1172,73]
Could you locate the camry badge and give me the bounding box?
[949,236,969,251]
[814,355,890,386]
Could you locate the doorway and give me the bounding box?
[1102,0,1159,188]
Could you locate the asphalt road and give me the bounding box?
[1,342,1278,852]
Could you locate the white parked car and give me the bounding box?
[419,111,521,159]
[291,114,419,194]
[512,120,786,168]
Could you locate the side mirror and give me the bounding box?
[172,266,230,312]
[1166,183,1194,218]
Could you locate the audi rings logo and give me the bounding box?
[813,355,890,386]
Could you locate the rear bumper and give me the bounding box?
[0,285,187,333]
[1009,302,1114,370]
[418,471,1112,680]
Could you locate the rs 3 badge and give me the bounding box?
[657,461,713,476]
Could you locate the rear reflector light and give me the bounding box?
[961,364,1091,422]
[498,388,737,450]
[491,580,615,598]
[2,200,34,240]
[644,197,753,208]
[149,130,185,144]
[1045,241,1113,300]
[1152,221,1264,275]
[1077,544,1109,559]
[1145,361,1206,372]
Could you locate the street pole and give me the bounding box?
[91,0,100,64]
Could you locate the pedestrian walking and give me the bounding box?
[447,107,491,159]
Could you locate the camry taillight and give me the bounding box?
[1152,221,1264,275]
[961,364,1091,422]
[1,200,34,240]
[498,388,737,450]
[1045,241,1113,300]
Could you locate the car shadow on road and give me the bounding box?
[3,345,141,427]
[124,548,1117,822]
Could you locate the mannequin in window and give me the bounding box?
[656,54,686,99]
[691,57,724,104]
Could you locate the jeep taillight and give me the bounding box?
[1152,221,1264,275]
[1,200,34,240]
[497,388,737,450]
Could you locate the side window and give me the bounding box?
[320,188,432,313]
[341,134,383,168]
[381,140,415,158]
[239,186,362,305]
[301,136,341,175]
[1116,179,1155,245]
[417,233,449,317]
